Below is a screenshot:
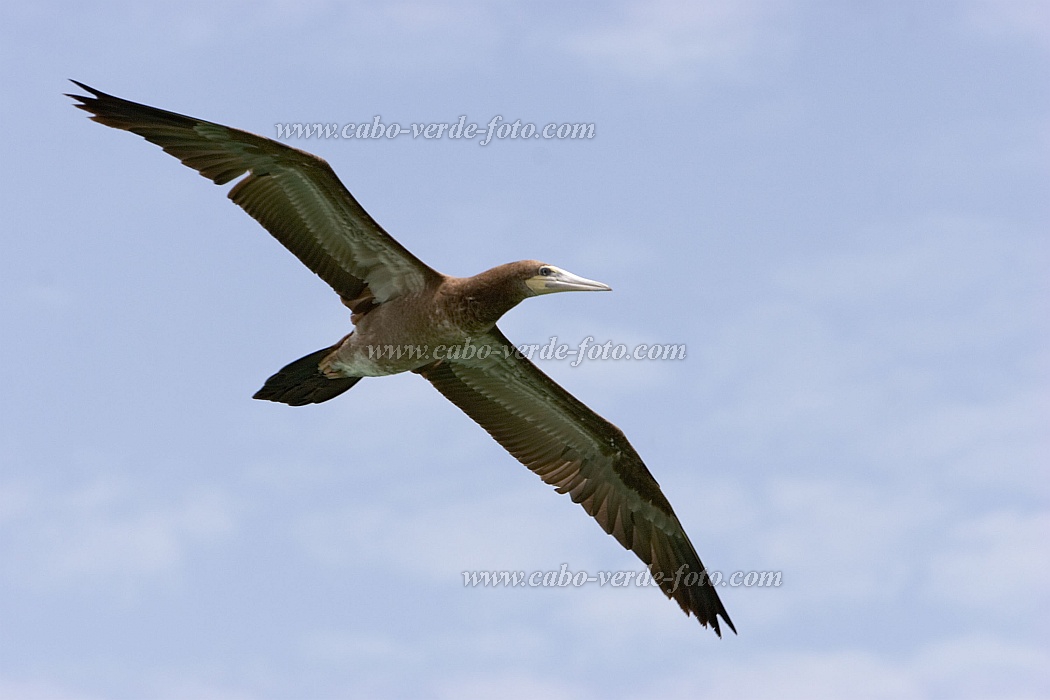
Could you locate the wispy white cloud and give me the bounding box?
[292,485,601,578]
[147,682,260,700]
[650,635,1050,699]
[666,649,923,700]
[913,634,1050,699]
[434,672,588,700]
[964,0,1050,51]
[0,677,103,700]
[1,478,236,586]
[299,629,410,665]
[758,478,943,604]
[224,0,792,81]
[696,214,1046,473]
[563,0,792,81]
[882,389,1050,495]
[923,510,1050,614]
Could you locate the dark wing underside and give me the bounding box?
[415,329,734,636]
[68,81,439,308]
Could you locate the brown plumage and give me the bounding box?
[68,81,735,636]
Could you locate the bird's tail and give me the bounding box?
[253,343,361,406]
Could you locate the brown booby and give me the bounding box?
[68,81,735,636]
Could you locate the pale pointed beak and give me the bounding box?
[530,267,612,294]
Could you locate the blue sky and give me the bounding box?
[1,1,1047,698]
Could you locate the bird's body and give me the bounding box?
[69,82,735,636]
[323,263,546,378]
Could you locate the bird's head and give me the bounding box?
[520,261,612,296]
[458,261,612,331]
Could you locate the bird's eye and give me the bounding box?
[540,267,552,276]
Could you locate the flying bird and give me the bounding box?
[68,81,734,636]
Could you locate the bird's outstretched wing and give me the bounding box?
[68,81,440,310]
[415,328,735,636]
